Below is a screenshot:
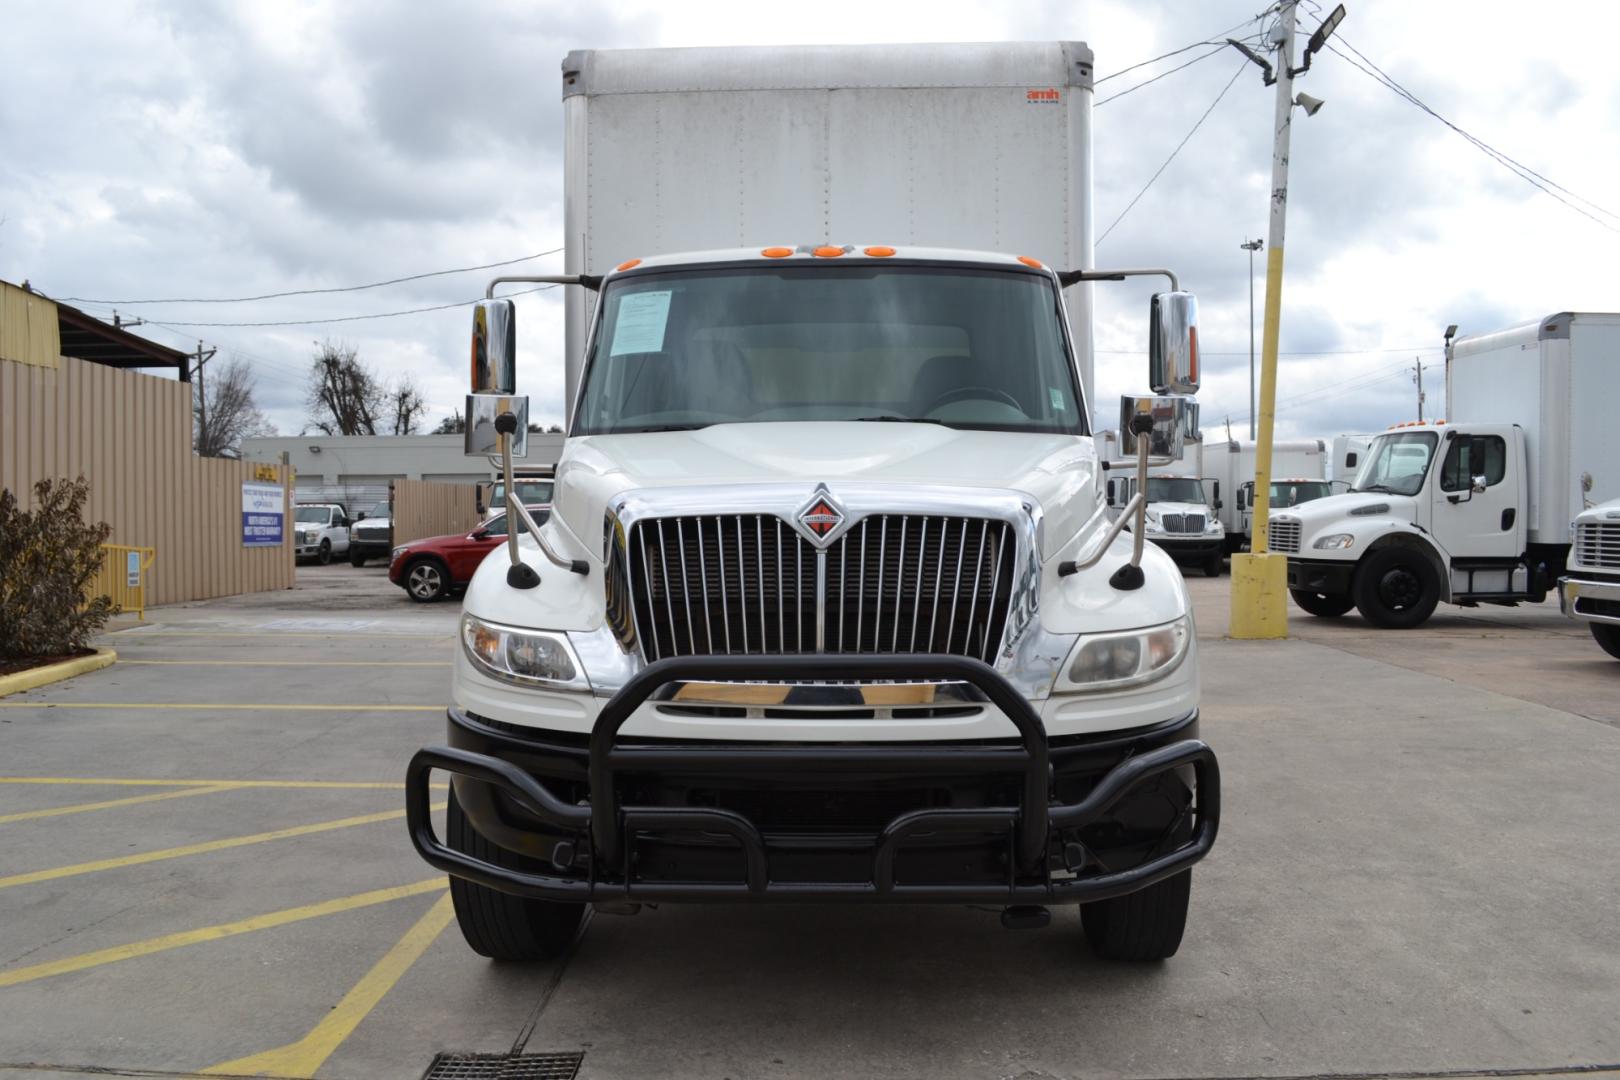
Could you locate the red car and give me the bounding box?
[387,509,549,603]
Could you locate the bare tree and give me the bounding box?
[306,340,381,435]
[433,412,467,434]
[194,357,276,457]
[388,374,427,435]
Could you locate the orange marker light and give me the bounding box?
[1017,256,1044,269]
[761,246,794,258]
[863,246,896,257]
[615,258,642,272]
[813,246,845,258]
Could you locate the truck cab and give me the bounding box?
[1271,421,1537,626]
[1112,474,1226,576]
[1235,478,1334,546]
[1558,498,1620,660]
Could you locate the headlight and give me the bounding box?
[1312,533,1356,550]
[1204,519,1223,534]
[301,529,319,543]
[391,546,408,561]
[1056,616,1190,693]
[461,614,589,691]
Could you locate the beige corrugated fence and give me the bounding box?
[391,478,480,546]
[2,348,295,607]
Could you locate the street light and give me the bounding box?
[1240,238,1264,439]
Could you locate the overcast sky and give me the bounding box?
[4,0,1617,445]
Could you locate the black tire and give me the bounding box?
[1081,870,1191,961]
[350,547,366,567]
[1203,553,1224,578]
[1290,588,1355,617]
[1353,547,1440,629]
[404,559,448,602]
[317,539,332,565]
[1592,622,1620,661]
[446,790,586,962]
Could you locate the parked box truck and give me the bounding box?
[1558,498,1620,659]
[1205,438,1328,551]
[406,42,1220,964]
[1271,313,1618,628]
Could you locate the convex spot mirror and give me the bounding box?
[465,394,530,458]
[1118,394,1192,460]
[1149,291,1200,395]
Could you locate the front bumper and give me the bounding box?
[406,654,1219,905]
[1287,557,1355,594]
[1559,574,1620,626]
[351,534,391,557]
[1148,536,1225,560]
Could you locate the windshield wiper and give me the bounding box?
[852,415,952,427]
[1354,483,1396,494]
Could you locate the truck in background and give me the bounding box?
[404,41,1221,965]
[1558,497,1620,660]
[1330,433,1376,483]
[1100,431,1226,574]
[1272,313,1618,627]
[1204,437,1327,551]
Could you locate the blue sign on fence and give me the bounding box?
[241,482,284,547]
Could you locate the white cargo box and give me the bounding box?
[1447,312,1619,544]
[560,42,1097,406]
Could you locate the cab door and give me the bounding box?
[1430,430,1522,559]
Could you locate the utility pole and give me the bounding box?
[1413,357,1425,421]
[1241,238,1264,439]
[192,340,218,455]
[1228,0,1345,639]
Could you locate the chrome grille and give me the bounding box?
[1160,513,1205,534]
[619,514,1015,662]
[1574,522,1620,569]
[1269,519,1302,554]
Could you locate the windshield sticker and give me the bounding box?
[1049,387,1065,411]
[610,290,672,356]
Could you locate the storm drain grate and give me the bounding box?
[422,1050,584,1080]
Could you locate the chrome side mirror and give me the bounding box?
[1117,394,1189,460]
[1471,474,1488,494]
[1149,292,1200,395]
[470,299,517,394]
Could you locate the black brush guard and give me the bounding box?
[406,654,1220,903]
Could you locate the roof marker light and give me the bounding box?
[1017,256,1044,269]
[863,246,896,257]
[813,246,845,258]
[761,247,793,258]
[615,258,642,272]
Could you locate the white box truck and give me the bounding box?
[1270,312,1619,628]
[406,42,1221,964]
[1206,438,1328,552]
[1558,497,1620,660]
[1330,433,1376,483]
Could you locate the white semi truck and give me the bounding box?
[1272,313,1618,628]
[405,42,1220,964]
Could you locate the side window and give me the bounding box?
[483,515,509,538]
[1441,435,1507,491]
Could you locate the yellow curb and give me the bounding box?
[0,648,117,699]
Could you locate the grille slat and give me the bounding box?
[623,513,1014,661]
[1575,523,1620,569]
[1269,519,1302,554]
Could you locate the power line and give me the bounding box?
[1095,46,1231,107]
[1094,10,1272,86]
[1324,39,1620,235]
[140,284,560,328]
[1097,60,1249,245]
[55,247,565,305]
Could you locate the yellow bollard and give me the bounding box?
[1229,552,1288,639]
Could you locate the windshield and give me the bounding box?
[366,502,390,520]
[1145,477,1208,505]
[294,507,331,524]
[1351,432,1437,496]
[575,265,1083,435]
[1271,481,1333,506]
[491,480,553,506]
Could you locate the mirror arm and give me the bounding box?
[485,274,599,298]
[1058,267,1181,291]
[1059,493,1142,577]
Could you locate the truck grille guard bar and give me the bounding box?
[406,654,1219,903]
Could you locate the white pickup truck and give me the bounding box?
[292,503,350,565]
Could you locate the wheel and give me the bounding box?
[1203,553,1224,578]
[1592,622,1620,661]
[1290,588,1355,617]
[317,539,332,565]
[1081,870,1191,961]
[1352,547,1440,629]
[404,559,449,602]
[350,547,366,567]
[447,789,586,961]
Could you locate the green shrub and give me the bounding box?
[0,477,118,658]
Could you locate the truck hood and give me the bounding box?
[552,422,1099,562]
[1270,491,1419,546]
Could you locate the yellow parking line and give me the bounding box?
[0,783,239,824]
[0,703,445,711]
[0,804,445,890]
[119,660,450,666]
[201,891,456,1078]
[0,879,447,988]
[0,777,445,790]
